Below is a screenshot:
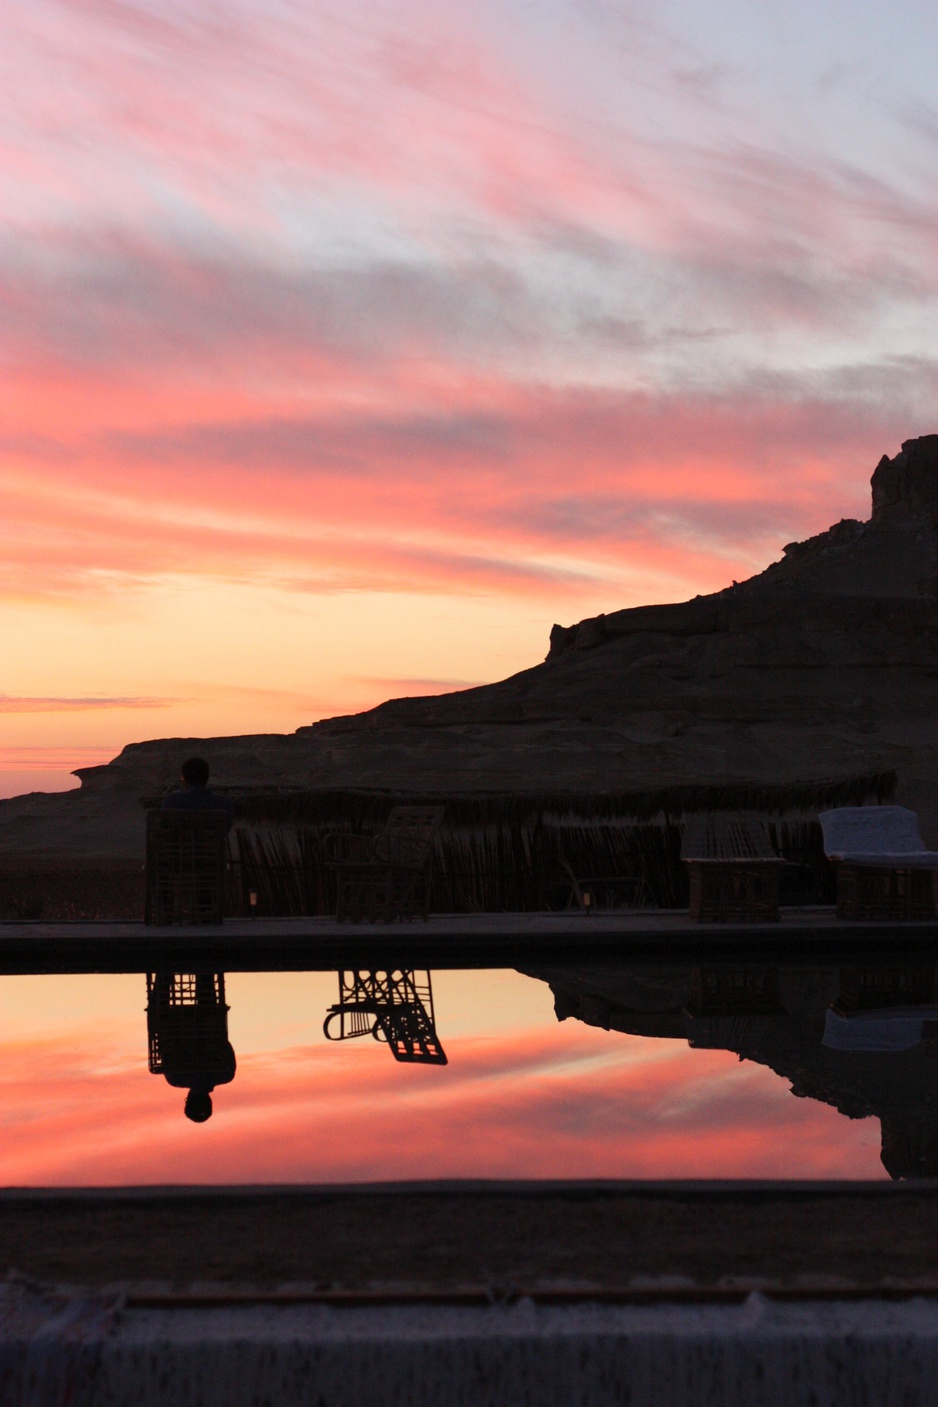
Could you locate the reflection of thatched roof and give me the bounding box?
[232,771,896,826]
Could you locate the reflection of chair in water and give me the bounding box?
[684,966,787,1049]
[687,966,785,1017]
[145,810,229,924]
[823,966,938,1055]
[147,972,236,1120]
[832,966,938,1016]
[327,807,444,923]
[323,970,447,1064]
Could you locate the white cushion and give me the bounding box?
[818,805,937,863]
[822,1009,927,1051]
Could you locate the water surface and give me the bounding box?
[3,957,929,1184]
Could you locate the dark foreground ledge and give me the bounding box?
[3,1178,938,1295]
[5,1182,938,1406]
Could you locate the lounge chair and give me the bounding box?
[681,813,784,923]
[818,806,938,920]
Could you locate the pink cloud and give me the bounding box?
[0,695,177,713]
[0,1021,881,1185]
[0,746,116,797]
[1,351,915,607]
[0,746,115,767]
[6,0,661,243]
[5,0,938,664]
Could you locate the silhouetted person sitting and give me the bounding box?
[161,756,233,829]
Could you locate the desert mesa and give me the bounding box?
[4,434,938,872]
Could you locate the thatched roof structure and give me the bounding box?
[232,771,896,827]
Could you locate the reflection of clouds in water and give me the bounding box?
[0,1003,878,1185]
[542,962,938,1181]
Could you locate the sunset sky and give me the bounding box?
[4,0,938,796]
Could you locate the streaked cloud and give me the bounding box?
[350,676,485,692]
[0,1015,879,1184]
[0,745,116,769]
[0,694,178,712]
[3,0,938,774]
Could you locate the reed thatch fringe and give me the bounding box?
[231,771,896,828]
[226,815,837,918]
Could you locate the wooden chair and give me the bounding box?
[681,813,784,923]
[145,810,229,924]
[327,806,444,922]
[559,856,652,911]
[819,806,938,921]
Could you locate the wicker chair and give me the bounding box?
[145,809,229,924]
[327,806,444,922]
[681,813,784,923]
[819,806,938,920]
[323,969,447,1063]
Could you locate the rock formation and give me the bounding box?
[4,434,938,864]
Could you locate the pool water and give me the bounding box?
[1,958,930,1185]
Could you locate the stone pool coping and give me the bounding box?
[3,906,938,971]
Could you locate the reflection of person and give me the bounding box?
[152,972,237,1123]
[161,756,233,829]
[165,1050,237,1122]
[184,1086,216,1123]
[166,1050,237,1123]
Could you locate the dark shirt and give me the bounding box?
[163,1043,237,1091]
[161,785,234,829]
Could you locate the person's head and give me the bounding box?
[181,756,210,789]
[184,1087,213,1122]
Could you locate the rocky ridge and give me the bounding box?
[4,434,938,861]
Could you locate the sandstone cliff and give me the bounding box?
[4,435,938,862]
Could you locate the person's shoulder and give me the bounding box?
[159,787,232,821]
[202,788,233,811]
